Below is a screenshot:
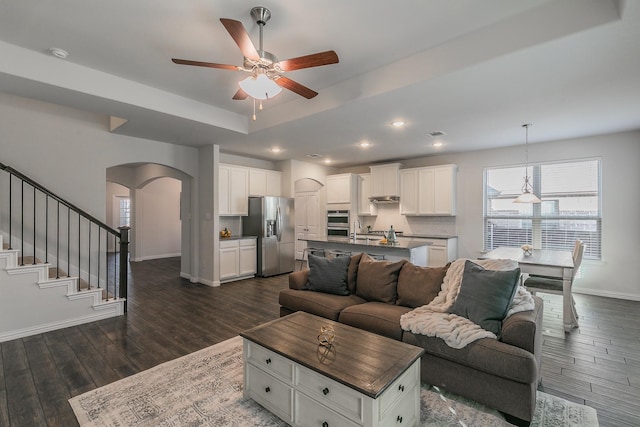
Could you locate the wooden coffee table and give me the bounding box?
[240,311,424,427]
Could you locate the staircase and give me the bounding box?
[0,161,128,343]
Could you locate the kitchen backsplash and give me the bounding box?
[360,204,457,236]
[219,217,242,236]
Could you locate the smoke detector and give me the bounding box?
[49,47,69,59]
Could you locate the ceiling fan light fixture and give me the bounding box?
[239,72,282,100]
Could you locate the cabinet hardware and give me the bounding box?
[265,358,271,364]
[265,386,270,393]
[397,415,403,423]
[398,384,405,392]
[322,422,328,427]
[322,387,330,395]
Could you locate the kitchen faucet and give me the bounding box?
[353,219,362,241]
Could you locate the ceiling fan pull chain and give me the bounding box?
[252,98,257,121]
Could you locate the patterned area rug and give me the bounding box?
[69,336,598,426]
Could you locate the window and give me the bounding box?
[118,197,131,227]
[484,159,601,259]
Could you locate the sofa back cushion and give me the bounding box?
[306,254,351,295]
[347,253,363,294]
[355,254,406,303]
[449,260,521,336]
[396,262,451,308]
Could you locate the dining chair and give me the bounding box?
[524,240,586,320]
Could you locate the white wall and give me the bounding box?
[344,131,640,300]
[0,93,201,278]
[134,177,181,260]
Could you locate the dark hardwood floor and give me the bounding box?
[0,257,638,426]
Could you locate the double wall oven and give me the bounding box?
[327,210,350,237]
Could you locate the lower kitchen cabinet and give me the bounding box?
[220,238,257,283]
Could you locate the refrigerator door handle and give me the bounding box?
[276,205,282,242]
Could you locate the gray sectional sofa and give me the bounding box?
[279,253,543,426]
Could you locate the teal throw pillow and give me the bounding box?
[450,260,521,336]
[306,254,351,296]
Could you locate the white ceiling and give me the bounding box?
[1,0,638,167]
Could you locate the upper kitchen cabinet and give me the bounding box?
[326,173,358,205]
[249,168,282,197]
[369,163,401,200]
[400,164,457,216]
[219,164,249,216]
[357,173,377,216]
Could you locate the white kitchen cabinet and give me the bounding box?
[400,164,457,216]
[249,168,282,197]
[326,173,357,205]
[220,238,257,282]
[357,173,377,216]
[400,169,418,215]
[219,164,249,216]
[295,192,320,259]
[369,163,401,198]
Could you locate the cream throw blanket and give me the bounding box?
[400,258,535,349]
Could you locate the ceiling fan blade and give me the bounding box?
[232,88,249,100]
[275,77,318,99]
[278,50,339,71]
[220,18,260,61]
[172,58,239,71]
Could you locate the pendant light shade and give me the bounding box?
[514,123,541,204]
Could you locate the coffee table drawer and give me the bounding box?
[246,341,294,383]
[379,360,419,414]
[295,391,360,427]
[246,364,293,422]
[380,384,419,427]
[296,364,363,423]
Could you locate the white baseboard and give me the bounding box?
[131,253,181,262]
[574,288,640,301]
[0,307,123,343]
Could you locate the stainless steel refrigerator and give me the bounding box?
[242,196,296,277]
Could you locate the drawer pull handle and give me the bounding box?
[398,384,405,392]
[322,422,329,427]
[265,358,272,364]
[397,415,403,423]
[322,387,330,395]
[265,386,271,393]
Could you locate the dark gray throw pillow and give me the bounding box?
[450,260,521,336]
[306,254,351,296]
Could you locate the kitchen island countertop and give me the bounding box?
[302,237,430,266]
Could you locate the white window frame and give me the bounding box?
[483,158,601,259]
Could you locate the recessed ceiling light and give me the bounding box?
[428,131,447,137]
[391,120,406,128]
[359,141,371,148]
[432,141,443,148]
[49,47,69,59]
[306,153,323,158]
[270,147,281,153]
[324,159,332,164]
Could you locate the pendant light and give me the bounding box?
[514,123,541,204]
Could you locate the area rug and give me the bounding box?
[69,336,598,426]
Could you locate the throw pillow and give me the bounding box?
[450,260,521,336]
[356,254,406,303]
[306,254,351,296]
[396,262,451,308]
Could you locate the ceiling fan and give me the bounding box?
[172,6,339,101]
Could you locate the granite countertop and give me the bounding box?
[401,234,458,239]
[219,235,257,241]
[305,237,431,250]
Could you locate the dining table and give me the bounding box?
[479,246,578,332]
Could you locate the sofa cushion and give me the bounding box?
[402,332,537,384]
[279,289,366,321]
[347,253,363,294]
[339,302,412,341]
[450,260,521,336]
[396,262,450,308]
[356,254,406,303]
[306,254,351,295]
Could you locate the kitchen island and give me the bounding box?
[302,237,431,266]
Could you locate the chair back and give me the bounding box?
[571,241,586,279]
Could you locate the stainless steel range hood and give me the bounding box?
[369,195,400,204]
